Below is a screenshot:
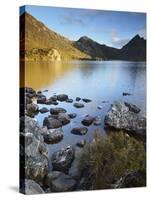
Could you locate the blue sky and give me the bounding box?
[20,5,146,48]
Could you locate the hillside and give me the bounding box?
[20,12,91,61]
[20,12,146,61]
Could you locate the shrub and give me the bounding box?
[79,131,146,190]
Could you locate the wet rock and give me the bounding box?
[25,87,36,95]
[46,171,76,192]
[68,113,77,119]
[50,95,57,101]
[39,107,49,114]
[97,105,102,110]
[43,128,63,144]
[43,116,62,129]
[76,97,81,101]
[37,96,47,104]
[66,98,73,103]
[82,98,92,103]
[26,103,39,117]
[93,116,101,126]
[71,127,88,135]
[37,91,42,94]
[58,113,71,125]
[76,140,86,148]
[104,101,146,136]
[124,102,141,113]
[114,170,146,188]
[81,115,94,126]
[22,179,45,194]
[50,107,67,115]
[43,89,48,92]
[45,99,58,105]
[123,92,132,96]
[73,102,84,108]
[57,94,68,101]
[51,146,74,173]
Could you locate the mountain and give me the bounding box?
[20,12,91,60]
[74,36,120,60]
[120,34,146,61]
[20,12,146,61]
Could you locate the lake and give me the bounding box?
[23,60,146,169]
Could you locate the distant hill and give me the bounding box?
[20,12,146,61]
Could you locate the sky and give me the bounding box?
[20,5,146,48]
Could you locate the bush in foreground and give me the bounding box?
[79,131,146,190]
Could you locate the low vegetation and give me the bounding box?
[79,131,146,189]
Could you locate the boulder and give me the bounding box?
[50,95,57,101]
[73,102,84,108]
[51,146,74,173]
[104,101,146,136]
[50,107,67,115]
[66,98,73,103]
[43,116,62,129]
[22,179,45,194]
[81,115,94,126]
[43,128,63,144]
[45,171,76,192]
[68,113,77,119]
[58,113,71,125]
[57,94,68,102]
[26,103,39,117]
[82,98,92,103]
[37,96,47,104]
[71,127,88,135]
[76,97,81,101]
[39,107,49,113]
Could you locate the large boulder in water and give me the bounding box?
[104,101,146,136]
[42,128,64,144]
[43,116,62,129]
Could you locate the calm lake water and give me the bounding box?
[23,60,146,169]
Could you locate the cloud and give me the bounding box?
[59,13,85,26]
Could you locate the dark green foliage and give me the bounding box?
[79,132,146,189]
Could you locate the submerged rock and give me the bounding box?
[76,97,81,101]
[76,140,86,148]
[58,113,71,125]
[50,107,67,115]
[123,92,132,96]
[57,94,68,102]
[104,101,146,136]
[43,116,62,129]
[71,127,88,135]
[68,113,77,119]
[43,128,63,144]
[73,102,84,108]
[39,107,49,113]
[66,98,73,103]
[51,146,74,173]
[82,98,92,103]
[45,171,76,192]
[97,105,102,110]
[81,115,94,126]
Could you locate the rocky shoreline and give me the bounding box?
[20,87,146,194]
